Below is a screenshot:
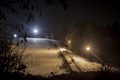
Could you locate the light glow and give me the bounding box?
[68,40,71,44]
[86,46,90,51]
[14,34,17,38]
[33,29,38,34]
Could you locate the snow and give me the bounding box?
[23,38,66,76]
[20,38,101,77]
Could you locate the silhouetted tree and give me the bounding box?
[0,27,27,73]
[0,0,68,23]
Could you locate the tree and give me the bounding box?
[0,0,68,22]
[0,26,27,73]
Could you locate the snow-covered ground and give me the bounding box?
[20,38,101,76]
[22,38,66,76]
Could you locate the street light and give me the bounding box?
[85,46,105,64]
[33,29,38,34]
[68,40,71,44]
[85,46,91,60]
[86,46,90,51]
[33,28,39,38]
[13,34,17,38]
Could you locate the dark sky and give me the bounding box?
[36,0,120,32]
[5,0,120,33]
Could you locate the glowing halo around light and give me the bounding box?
[86,46,90,51]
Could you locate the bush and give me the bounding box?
[0,29,26,73]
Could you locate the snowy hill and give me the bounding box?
[18,38,101,77]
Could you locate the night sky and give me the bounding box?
[5,0,120,33]
[38,0,120,32]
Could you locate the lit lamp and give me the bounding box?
[86,46,90,51]
[33,28,39,37]
[13,34,17,38]
[68,40,71,44]
[67,40,71,49]
[86,46,91,60]
[33,29,38,34]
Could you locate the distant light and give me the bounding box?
[33,29,38,34]
[14,34,17,38]
[86,46,90,51]
[68,40,71,44]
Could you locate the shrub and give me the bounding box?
[0,28,27,73]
